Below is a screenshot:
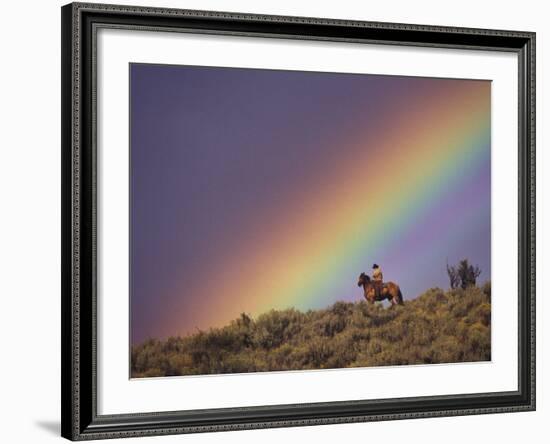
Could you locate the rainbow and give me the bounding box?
[146,77,491,338]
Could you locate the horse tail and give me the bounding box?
[397,287,404,305]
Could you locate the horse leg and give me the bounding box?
[364,287,376,305]
[391,294,403,306]
[381,289,394,307]
[388,290,401,306]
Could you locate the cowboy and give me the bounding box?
[372,263,383,298]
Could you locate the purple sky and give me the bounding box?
[130,63,490,343]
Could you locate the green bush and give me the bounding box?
[131,284,492,378]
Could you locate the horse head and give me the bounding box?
[357,272,371,287]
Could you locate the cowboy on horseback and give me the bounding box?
[372,263,383,298]
[357,267,403,306]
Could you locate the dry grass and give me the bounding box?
[131,282,491,378]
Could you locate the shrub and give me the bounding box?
[131,283,492,377]
[447,259,482,289]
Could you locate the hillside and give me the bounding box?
[131,282,491,378]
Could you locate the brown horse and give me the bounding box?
[357,272,404,306]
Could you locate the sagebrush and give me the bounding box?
[131,282,491,377]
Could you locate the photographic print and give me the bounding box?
[62,5,535,437]
[130,63,491,378]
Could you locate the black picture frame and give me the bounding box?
[61,2,536,440]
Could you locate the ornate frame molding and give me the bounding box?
[61,2,535,440]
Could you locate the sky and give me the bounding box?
[130,63,491,344]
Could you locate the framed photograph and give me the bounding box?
[61,2,536,440]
